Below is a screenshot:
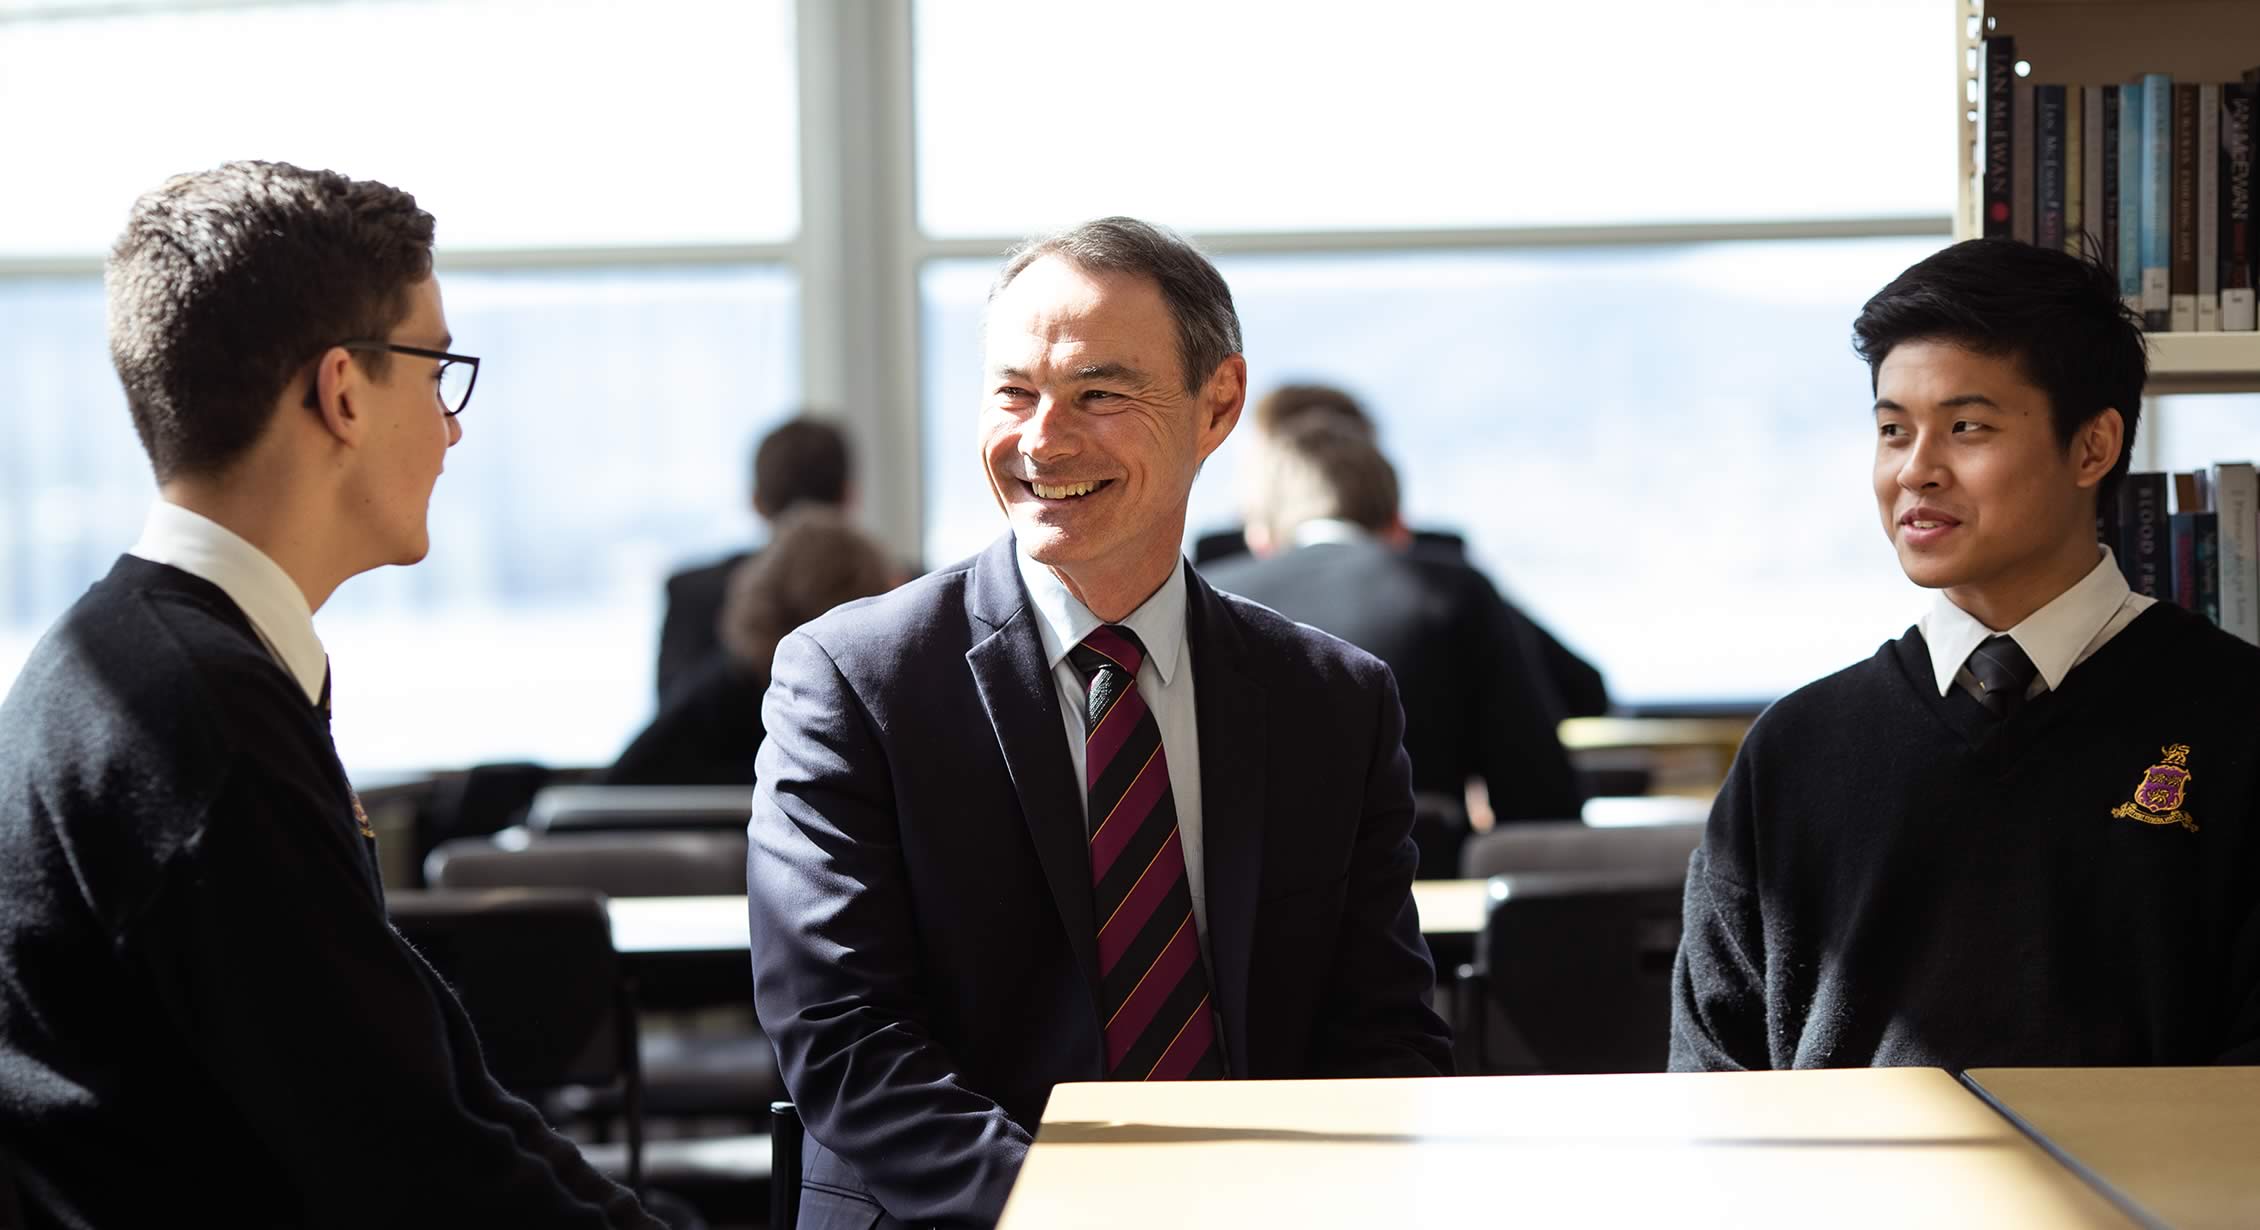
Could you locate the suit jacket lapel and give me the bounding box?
[964,536,1102,996]
[1186,563,1265,1074]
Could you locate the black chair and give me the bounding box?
[424,831,749,898]
[1460,818,1702,880]
[1456,870,1688,1075]
[769,1101,803,1230]
[526,785,753,836]
[387,888,645,1189]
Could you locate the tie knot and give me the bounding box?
[1966,635,2039,717]
[1069,625,1147,682]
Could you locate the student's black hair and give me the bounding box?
[1852,237,2148,506]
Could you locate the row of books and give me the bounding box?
[2105,463,2260,643]
[1977,37,2258,332]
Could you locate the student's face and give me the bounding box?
[979,257,1242,584]
[359,276,464,565]
[1872,338,2116,617]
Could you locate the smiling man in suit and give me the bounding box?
[748,216,1453,1229]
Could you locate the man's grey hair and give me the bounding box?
[990,216,1243,396]
[1247,412,1401,547]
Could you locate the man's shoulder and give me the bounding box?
[786,551,987,671]
[1208,584,1395,692]
[666,550,753,600]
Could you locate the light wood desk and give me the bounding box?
[995,1070,2134,1229]
[1963,1066,2260,1230]
[607,880,1494,958]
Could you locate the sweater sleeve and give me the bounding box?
[1668,748,1773,1072]
[2221,890,2260,1064]
[125,745,659,1229]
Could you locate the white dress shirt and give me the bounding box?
[127,500,329,706]
[1014,548,1210,956]
[1917,546,2156,702]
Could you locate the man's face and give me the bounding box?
[1873,338,2109,608]
[980,256,1241,584]
[359,275,463,565]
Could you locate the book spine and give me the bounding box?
[2084,85,2106,259]
[2212,461,2259,644]
[2196,511,2223,627]
[2038,85,2069,250]
[2173,82,2200,331]
[2199,83,2221,330]
[2225,84,2258,330]
[2120,82,2144,311]
[2142,73,2174,328]
[2172,512,2199,609]
[2118,471,2169,599]
[2066,87,2085,255]
[2016,80,2038,245]
[1982,36,2017,238]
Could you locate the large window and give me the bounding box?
[923,238,1946,702]
[914,0,1955,704]
[0,0,802,774]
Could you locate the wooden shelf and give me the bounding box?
[2146,333,2260,395]
[1959,0,2260,393]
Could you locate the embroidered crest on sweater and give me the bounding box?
[2110,744,2198,833]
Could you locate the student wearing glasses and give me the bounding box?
[0,161,657,1227]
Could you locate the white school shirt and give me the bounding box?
[1917,546,2157,702]
[127,500,328,706]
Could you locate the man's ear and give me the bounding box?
[2073,407,2125,489]
[309,347,365,446]
[1195,355,1248,460]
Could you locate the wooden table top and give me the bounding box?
[1963,1066,2260,1230]
[607,879,1496,956]
[995,1070,2134,1229]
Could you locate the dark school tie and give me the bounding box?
[1966,634,2040,720]
[1067,625,1222,1081]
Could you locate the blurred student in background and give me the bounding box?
[607,507,897,786]
[1197,382,1609,720]
[1204,414,1585,875]
[656,416,854,704]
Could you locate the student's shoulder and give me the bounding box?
[1741,630,1916,749]
[2139,601,2260,688]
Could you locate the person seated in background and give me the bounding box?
[1193,382,1609,719]
[0,161,657,1227]
[1202,415,1585,876]
[656,415,853,704]
[605,507,897,786]
[1672,237,2260,1072]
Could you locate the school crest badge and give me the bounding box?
[350,791,375,840]
[2109,744,2198,833]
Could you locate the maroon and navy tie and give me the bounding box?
[1068,625,1223,1081]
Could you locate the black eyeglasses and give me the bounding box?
[336,340,481,417]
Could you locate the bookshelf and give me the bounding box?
[1958,0,2260,393]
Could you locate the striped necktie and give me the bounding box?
[1068,625,1222,1081]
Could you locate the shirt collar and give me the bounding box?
[127,500,329,706]
[1916,546,2132,696]
[1013,544,1188,686]
[1290,518,1374,548]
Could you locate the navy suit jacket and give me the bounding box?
[748,535,1453,1228]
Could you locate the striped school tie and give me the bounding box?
[1068,625,1222,1081]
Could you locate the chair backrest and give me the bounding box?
[527,784,754,835]
[388,889,631,1093]
[425,831,749,898]
[1460,818,1701,880]
[1479,869,1687,1074]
